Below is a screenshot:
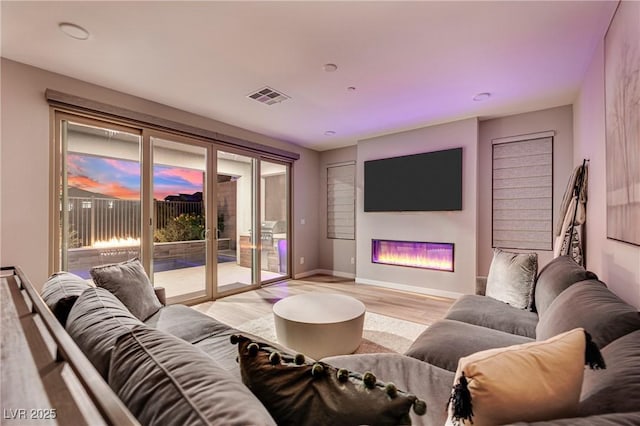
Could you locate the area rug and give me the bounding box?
[236,312,427,355]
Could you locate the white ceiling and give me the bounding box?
[1,1,617,151]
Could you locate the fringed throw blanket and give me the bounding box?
[554,162,588,266]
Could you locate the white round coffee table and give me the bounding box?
[273,293,366,360]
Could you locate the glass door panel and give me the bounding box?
[260,160,289,282]
[151,137,208,301]
[61,121,142,278]
[217,150,257,293]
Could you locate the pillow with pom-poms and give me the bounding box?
[232,334,426,426]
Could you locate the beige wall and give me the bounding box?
[0,59,320,289]
[573,40,640,308]
[355,118,478,298]
[477,105,574,276]
[318,146,357,276]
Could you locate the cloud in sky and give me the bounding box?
[155,167,203,186]
[67,153,203,200]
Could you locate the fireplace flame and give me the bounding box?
[372,240,453,272]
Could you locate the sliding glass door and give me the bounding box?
[216,150,259,294]
[151,134,211,302]
[260,159,289,282]
[58,119,142,279]
[55,112,291,304]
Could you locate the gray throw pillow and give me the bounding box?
[90,258,162,321]
[41,271,92,327]
[66,287,143,378]
[109,326,276,426]
[485,248,538,310]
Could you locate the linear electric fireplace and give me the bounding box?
[371,239,454,272]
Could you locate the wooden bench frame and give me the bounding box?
[0,266,138,425]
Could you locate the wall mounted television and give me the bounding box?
[364,147,463,212]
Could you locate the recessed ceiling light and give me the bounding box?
[59,22,90,40]
[324,130,336,136]
[323,63,338,72]
[473,92,491,102]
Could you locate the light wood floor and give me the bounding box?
[192,274,454,327]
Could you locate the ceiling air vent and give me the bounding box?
[247,86,290,105]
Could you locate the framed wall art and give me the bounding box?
[605,1,640,246]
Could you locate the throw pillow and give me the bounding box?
[41,271,92,327]
[90,258,162,321]
[232,334,426,426]
[110,326,276,426]
[446,327,606,426]
[485,248,537,310]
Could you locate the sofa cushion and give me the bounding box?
[579,330,640,416]
[41,271,92,327]
[533,255,598,315]
[485,248,538,310]
[444,294,538,338]
[323,353,455,426]
[233,334,424,426]
[405,319,532,372]
[536,280,640,348]
[66,287,143,378]
[144,304,234,344]
[447,328,589,426]
[90,258,162,321]
[109,326,276,426]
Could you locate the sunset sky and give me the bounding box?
[67,153,203,200]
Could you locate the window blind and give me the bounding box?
[492,137,553,250]
[327,163,355,240]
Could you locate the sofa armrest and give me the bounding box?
[154,287,166,306]
[476,276,487,296]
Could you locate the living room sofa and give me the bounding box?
[39,255,640,425]
[328,256,640,425]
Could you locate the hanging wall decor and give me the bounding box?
[605,1,640,246]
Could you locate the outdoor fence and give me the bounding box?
[67,197,203,247]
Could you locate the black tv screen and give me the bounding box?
[364,147,462,212]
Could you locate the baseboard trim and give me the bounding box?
[294,269,357,279]
[356,277,463,300]
[293,269,322,279]
[315,269,356,279]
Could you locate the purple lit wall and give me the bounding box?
[371,240,454,272]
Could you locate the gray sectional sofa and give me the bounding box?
[328,256,640,425]
[41,255,640,425]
